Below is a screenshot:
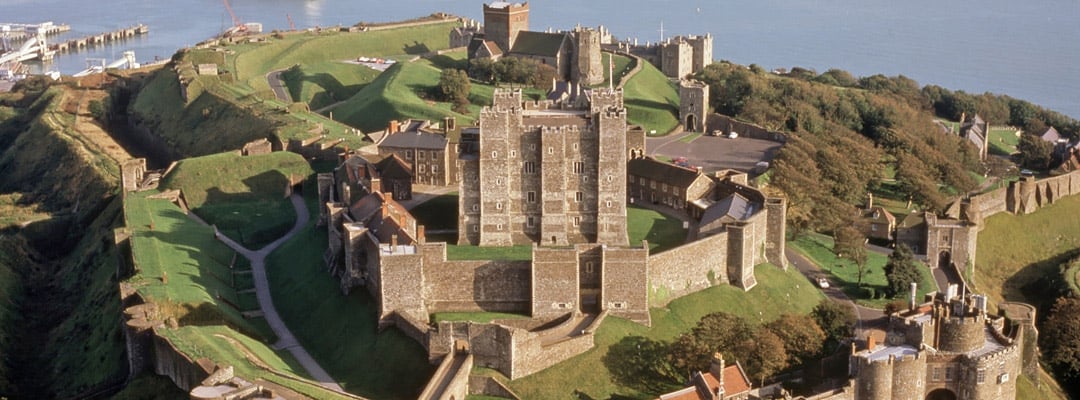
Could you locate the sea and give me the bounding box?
[3,0,1078,118]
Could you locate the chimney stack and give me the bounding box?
[909,282,918,311]
[867,192,874,211]
[391,233,398,248]
[417,225,426,244]
[709,352,725,383]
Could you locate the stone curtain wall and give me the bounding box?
[648,232,729,306]
[601,246,651,324]
[507,311,606,379]
[152,327,214,391]
[705,114,788,143]
[421,242,532,313]
[1010,171,1080,215]
[531,247,580,318]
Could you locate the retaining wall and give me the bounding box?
[705,114,788,143]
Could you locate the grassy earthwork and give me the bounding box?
[160,151,314,249]
[789,232,936,308]
[281,61,382,111]
[600,52,634,88]
[974,193,1080,308]
[507,264,824,399]
[622,58,680,135]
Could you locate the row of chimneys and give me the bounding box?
[385,117,457,135]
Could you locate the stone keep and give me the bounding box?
[459,88,632,247]
[483,2,529,53]
[679,79,709,133]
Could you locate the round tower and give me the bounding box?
[679,79,709,133]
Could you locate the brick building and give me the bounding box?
[376,119,458,186]
[658,353,751,400]
[627,156,714,212]
[457,88,642,247]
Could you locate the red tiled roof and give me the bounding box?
[657,364,751,400]
[721,364,751,395]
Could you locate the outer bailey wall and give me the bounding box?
[601,247,650,324]
[151,327,213,391]
[647,232,728,306]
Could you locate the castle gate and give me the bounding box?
[925,388,957,400]
[686,115,697,134]
[938,251,951,270]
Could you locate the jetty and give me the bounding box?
[48,24,149,55]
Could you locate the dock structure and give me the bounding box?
[47,24,149,55]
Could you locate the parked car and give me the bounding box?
[817,277,830,289]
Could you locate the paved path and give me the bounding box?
[645,131,782,174]
[214,195,345,392]
[786,248,885,338]
[266,69,292,103]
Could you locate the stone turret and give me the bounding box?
[679,79,709,133]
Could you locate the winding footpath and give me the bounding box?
[212,194,345,392]
[785,248,885,338]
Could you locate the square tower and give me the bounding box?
[572,27,603,86]
[679,79,709,133]
[661,40,692,78]
[459,88,632,247]
[483,2,529,54]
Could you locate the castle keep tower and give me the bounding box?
[459,88,634,247]
[483,2,529,54]
[679,79,709,133]
[572,27,603,86]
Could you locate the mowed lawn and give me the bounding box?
[282,61,382,110]
[790,232,935,308]
[508,264,824,399]
[628,205,686,254]
[159,152,313,249]
[124,191,267,339]
[975,193,1080,307]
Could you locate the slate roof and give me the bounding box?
[1040,126,1062,143]
[376,154,414,179]
[864,206,896,225]
[628,157,704,189]
[379,129,448,150]
[699,193,754,227]
[510,31,569,57]
[898,212,926,229]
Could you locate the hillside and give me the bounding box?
[622,58,679,135]
[0,83,128,397]
[159,151,313,248]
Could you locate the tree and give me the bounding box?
[1041,297,1080,383]
[734,328,788,387]
[812,299,856,344]
[668,312,753,376]
[833,225,869,287]
[765,314,826,366]
[1017,133,1055,170]
[884,244,922,297]
[437,68,470,102]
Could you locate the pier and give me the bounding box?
[47,24,149,55]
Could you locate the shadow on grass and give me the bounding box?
[427,54,465,70]
[403,41,431,55]
[1008,249,1080,310]
[601,336,681,395]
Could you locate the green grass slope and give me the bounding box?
[0,86,129,397]
[623,60,679,135]
[160,151,313,249]
[266,190,434,399]
[975,194,1080,307]
[230,21,458,87]
[281,62,381,110]
[508,265,823,399]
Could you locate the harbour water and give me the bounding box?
[3,0,1078,118]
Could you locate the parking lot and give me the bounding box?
[646,132,783,176]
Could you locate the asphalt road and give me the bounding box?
[785,248,885,338]
[266,69,291,103]
[213,194,346,392]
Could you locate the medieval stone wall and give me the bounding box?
[417,243,532,313]
[531,247,580,318]
[152,326,214,391]
[468,375,521,399]
[647,232,729,306]
[600,246,650,324]
[377,251,427,320]
[854,353,927,400]
[507,311,605,379]
[705,114,789,143]
[937,315,986,353]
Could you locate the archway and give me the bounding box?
[686,114,697,132]
[926,388,957,400]
[938,251,951,270]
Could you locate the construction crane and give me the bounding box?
[222,0,247,36]
[287,14,296,31]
